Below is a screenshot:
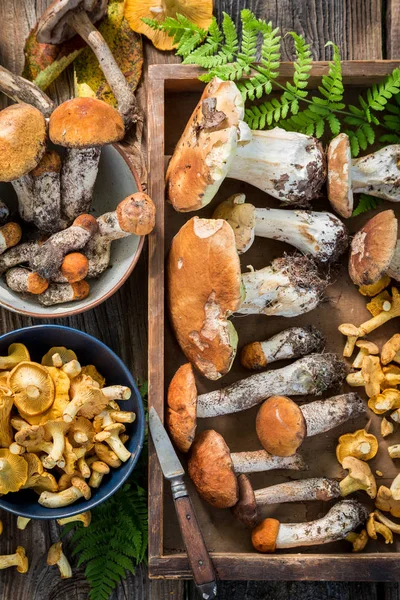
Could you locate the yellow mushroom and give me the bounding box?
[17,517,31,530]
[388,444,400,459]
[81,365,105,388]
[9,362,54,416]
[57,511,92,527]
[77,455,91,479]
[67,417,95,448]
[94,423,131,462]
[20,367,71,426]
[358,275,391,297]
[339,456,377,499]
[20,453,43,489]
[47,542,72,579]
[361,355,385,398]
[62,360,81,380]
[368,388,400,414]
[366,512,393,544]
[375,485,400,517]
[39,476,91,508]
[336,430,378,464]
[14,424,45,447]
[58,471,81,492]
[339,324,361,357]
[382,364,400,386]
[32,472,58,494]
[63,437,79,476]
[41,347,77,367]
[109,410,136,424]
[63,376,108,423]
[366,290,392,317]
[381,334,400,365]
[94,442,122,468]
[0,449,28,493]
[345,529,369,552]
[42,419,70,468]
[0,344,30,370]
[352,340,379,369]
[88,460,110,488]
[0,547,28,572]
[374,509,400,533]
[381,417,394,437]
[0,387,13,448]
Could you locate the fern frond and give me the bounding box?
[352,193,384,216]
[282,32,312,102]
[141,14,207,58]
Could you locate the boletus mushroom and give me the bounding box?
[168,216,329,379]
[255,394,366,457]
[251,499,368,553]
[188,429,307,509]
[31,150,67,234]
[213,193,348,262]
[167,355,346,452]
[166,78,326,212]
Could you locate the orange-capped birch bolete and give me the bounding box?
[5,268,49,295]
[0,546,28,573]
[336,429,379,464]
[328,134,400,217]
[37,280,90,306]
[167,355,346,452]
[0,223,22,255]
[166,78,326,212]
[47,542,72,579]
[0,387,13,448]
[52,253,89,284]
[0,449,28,493]
[213,193,348,263]
[31,149,66,234]
[84,193,156,278]
[255,394,366,457]
[188,430,307,509]
[168,216,329,379]
[251,499,368,553]
[124,0,213,51]
[0,344,30,370]
[0,104,46,222]
[37,2,138,125]
[9,362,55,416]
[240,326,325,371]
[39,475,91,508]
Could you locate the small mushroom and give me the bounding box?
[375,485,400,517]
[94,423,131,462]
[94,442,121,468]
[368,388,400,414]
[14,425,45,448]
[345,529,369,552]
[340,457,377,499]
[62,360,82,380]
[366,512,393,544]
[0,344,30,370]
[68,417,95,448]
[0,223,22,255]
[382,334,400,365]
[51,253,89,284]
[374,509,400,533]
[32,471,59,494]
[240,326,325,371]
[188,429,307,509]
[58,471,81,492]
[47,542,72,579]
[100,386,131,402]
[251,499,368,552]
[256,394,365,457]
[88,460,110,488]
[352,340,379,369]
[37,280,90,306]
[213,194,348,262]
[17,517,31,531]
[0,546,28,573]
[63,377,108,422]
[57,511,92,527]
[336,430,378,464]
[39,475,91,508]
[42,419,70,469]
[358,275,391,297]
[388,444,400,459]
[0,449,28,493]
[31,150,66,234]
[20,367,71,426]
[362,355,385,397]
[77,454,91,479]
[381,417,394,437]
[9,362,55,416]
[0,387,13,448]
[42,347,77,367]
[20,452,44,489]
[81,365,105,387]
[367,292,393,316]
[109,410,135,424]
[231,474,259,528]
[5,268,49,295]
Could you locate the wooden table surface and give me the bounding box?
[0,0,400,598]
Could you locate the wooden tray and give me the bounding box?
[147,61,400,582]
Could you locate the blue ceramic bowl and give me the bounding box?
[0,325,145,519]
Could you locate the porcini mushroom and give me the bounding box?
[39,475,91,507]
[336,430,378,464]
[94,423,131,462]
[169,216,329,379]
[37,280,90,306]
[84,193,156,277]
[213,194,348,262]
[240,326,325,371]
[31,150,67,234]
[166,78,326,212]
[256,394,365,457]
[0,546,28,573]
[57,511,92,527]
[47,542,72,579]
[188,429,307,509]
[251,499,368,553]
[5,268,49,295]
[37,1,138,124]
[0,449,28,493]
[9,362,55,416]
[340,457,377,499]
[42,419,70,468]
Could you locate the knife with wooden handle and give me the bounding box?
[149,407,217,599]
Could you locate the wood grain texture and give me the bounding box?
[387,0,400,58]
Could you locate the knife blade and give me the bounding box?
[149,407,217,600]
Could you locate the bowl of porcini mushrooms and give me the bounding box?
[0,325,145,519]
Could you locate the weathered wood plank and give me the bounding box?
[386,0,400,58]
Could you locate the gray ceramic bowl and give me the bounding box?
[0,145,144,318]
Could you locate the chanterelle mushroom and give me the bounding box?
[63,375,108,422]
[336,430,378,464]
[57,511,91,527]
[0,387,13,448]
[47,541,72,579]
[340,457,377,499]
[169,216,328,379]
[0,449,28,493]
[39,475,91,507]
[188,429,307,509]
[94,423,131,462]
[42,419,70,468]
[9,362,55,416]
[0,344,30,370]
[251,499,368,553]
[213,194,348,262]
[166,78,326,212]
[0,546,28,573]
[256,394,365,457]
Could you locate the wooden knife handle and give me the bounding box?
[175,495,217,599]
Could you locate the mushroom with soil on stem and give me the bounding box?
[47,542,72,579]
[0,64,54,116]
[5,268,49,295]
[57,511,92,527]
[336,429,379,464]
[169,216,329,380]
[37,0,139,124]
[94,423,131,462]
[48,97,125,221]
[8,361,55,417]
[0,198,9,224]
[240,325,325,371]
[328,134,400,217]
[213,193,348,262]
[0,547,28,573]
[51,253,89,284]
[0,241,41,275]
[167,354,347,453]
[251,499,368,553]
[37,280,90,306]
[255,394,366,458]
[0,104,47,222]
[0,449,28,493]
[187,429,308,509]
[84,193,156,277]
[0,223,22,255]
[39,475,91,507]
[31,149,67,234]
[166,78,326,212]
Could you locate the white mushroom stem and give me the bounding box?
[32,151,66,234]
[227,127,326,206]
[16,516,31,530]
[61,147,101,222]
[38,486,85,508]
[238,255,327,317]
[101,386,131,401]
[197,353,346,418]
[42,430,66,468]
[0,65,54,117]
[0,241,38,274]
[231,450,307,473]
[68,11,138,124]
[351,145,400,202]
[301,394,365,437]
[274,499,368,549]
[96,430,131,462]
[255,478,341,505]
[11,176,35,222]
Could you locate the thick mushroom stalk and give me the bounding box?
[0,546,28,572]
[196,353,347,418]
[254,478,340,506]
[213,194,348,262]
[0,65,54,117]
[351,145,400,202]
[251,499,368,552]
[230,450,306,473]
[47,542,72,579]
[36,1,138,124]
[240,326,325,370]
[38,476,91,508]
[31,150,66,234]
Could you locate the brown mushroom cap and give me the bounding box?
[251,518,280,553]
[256,396,307,457]
[166,363,197,453]
[327,133,353,218]
[116,193,156,236]
[349,210,398,286]
[188,430,238,508]
[168,217,242,380]
[37,0,108,44]
[0,104,46,182]
[31,149,62,177]
[231,474,258,528]
[49,97,124,148]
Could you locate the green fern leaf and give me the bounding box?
[352,194,384,216]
